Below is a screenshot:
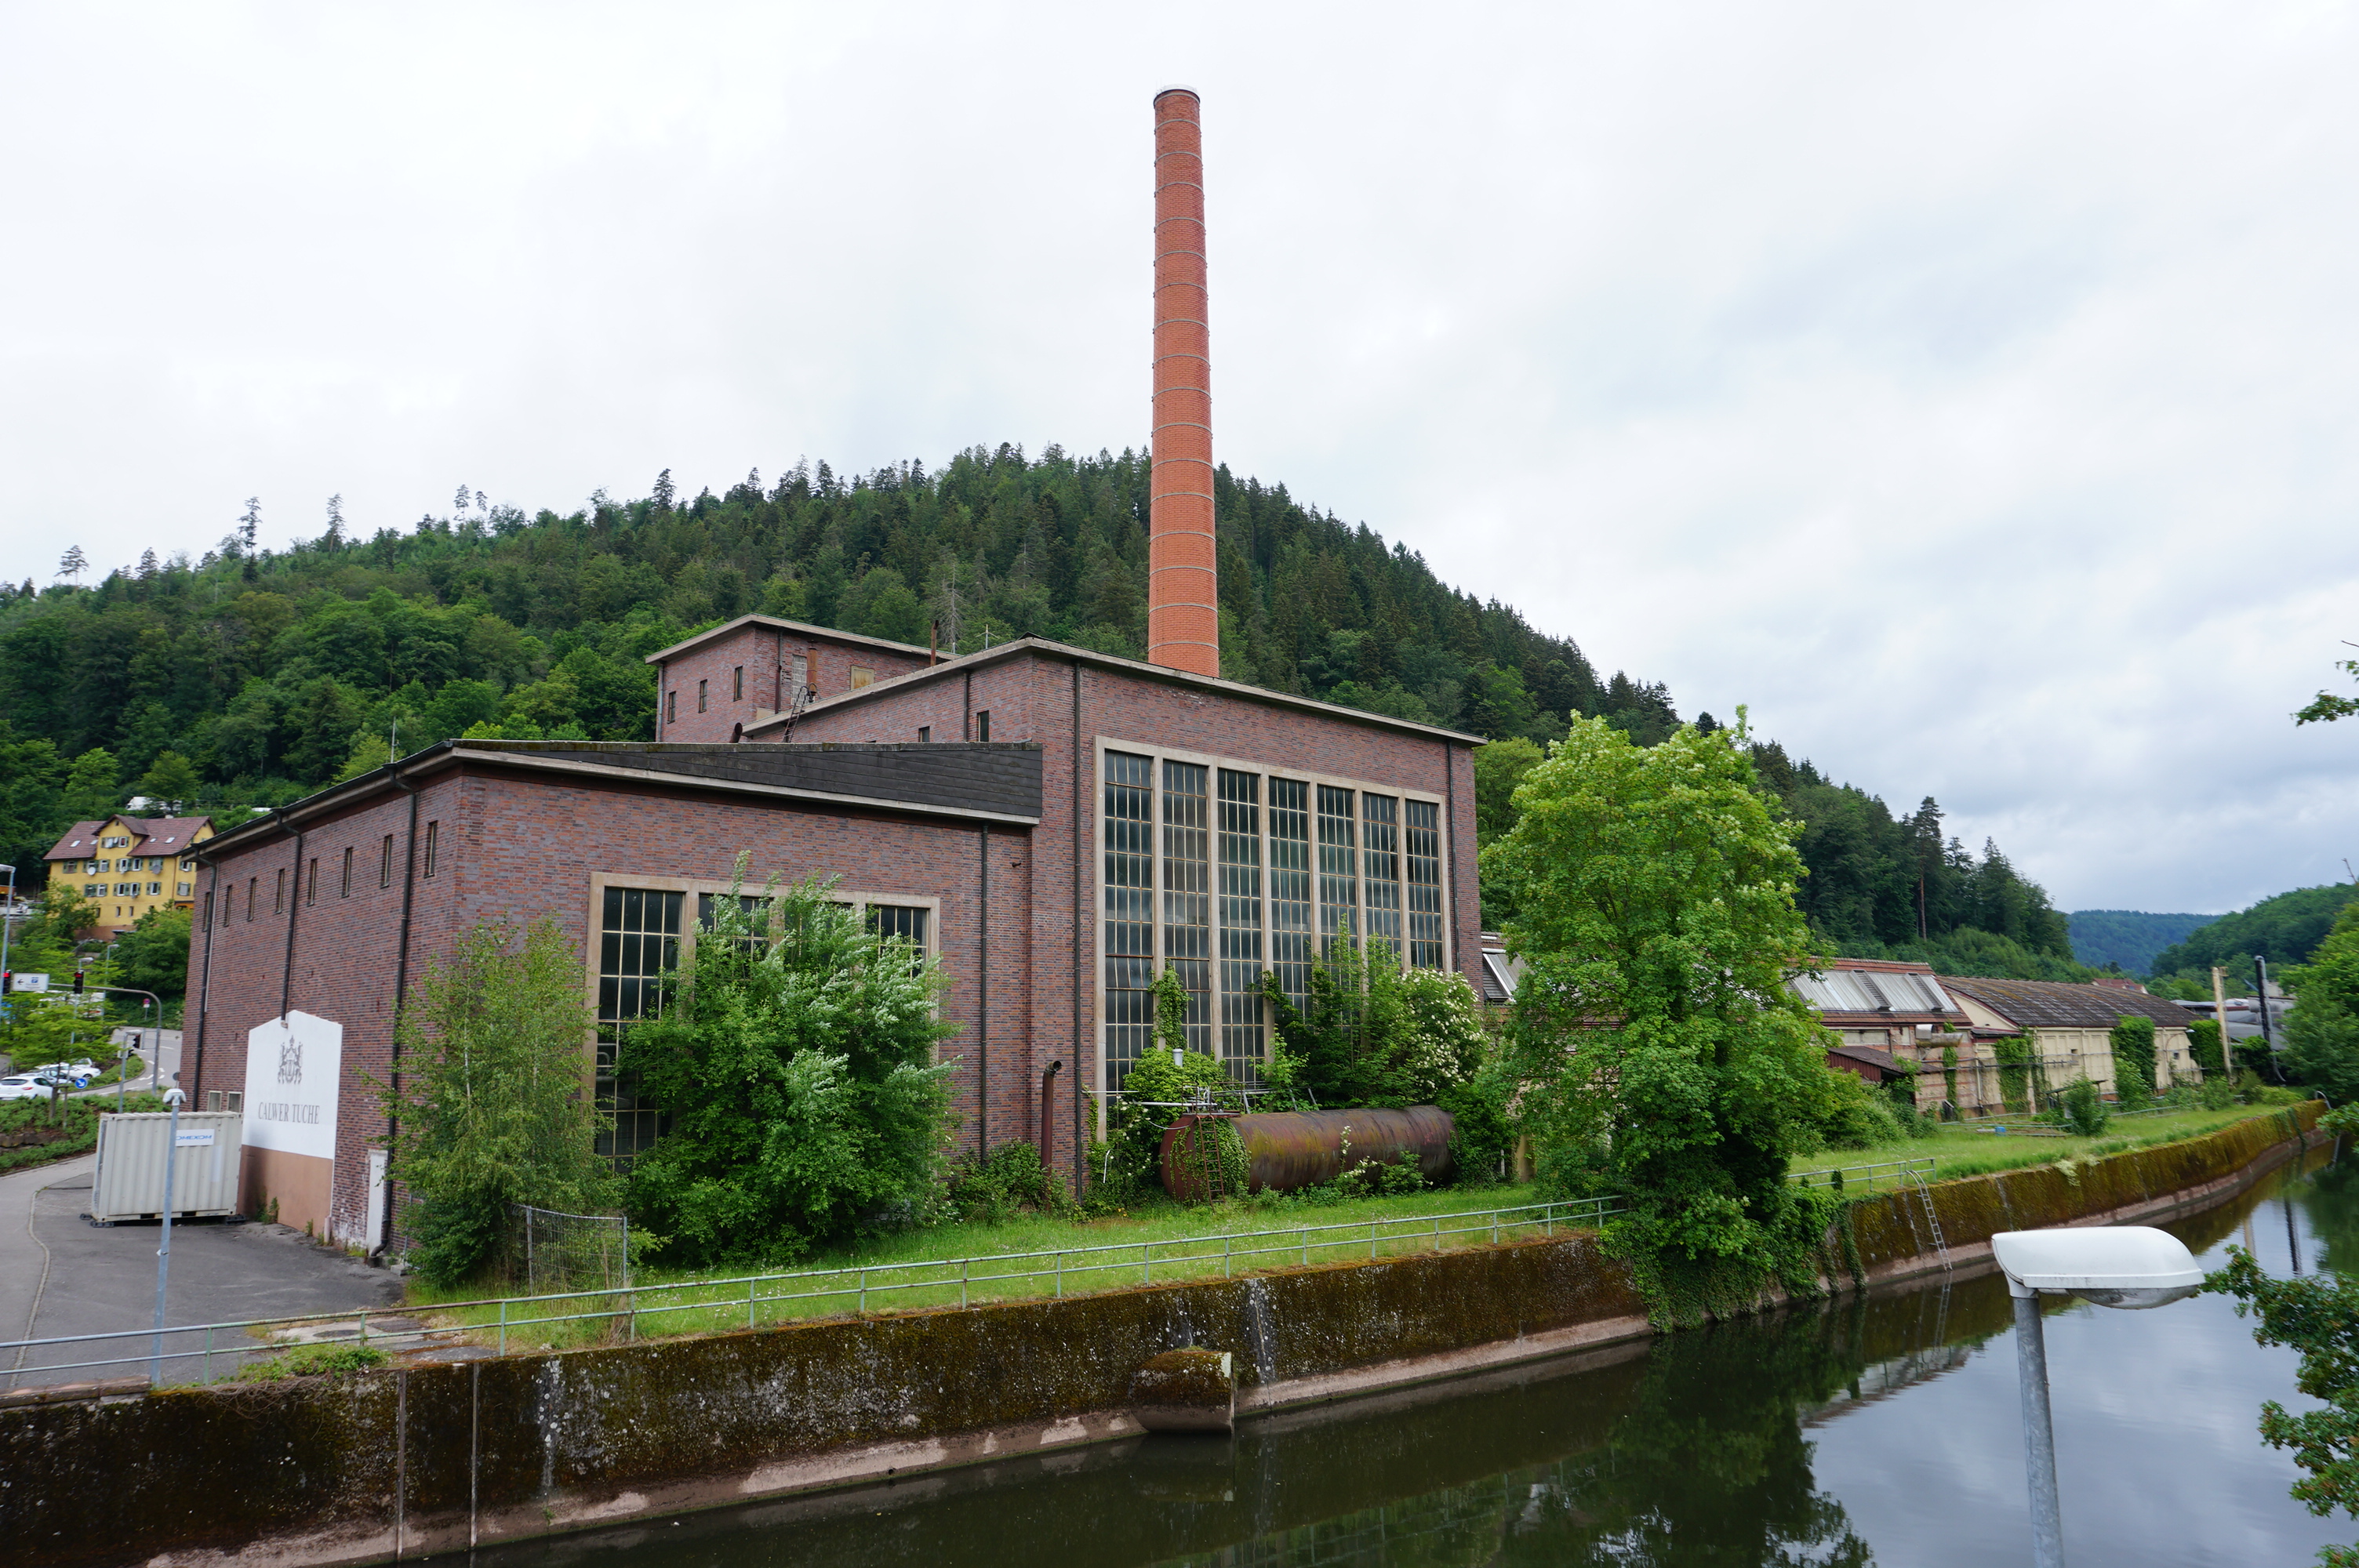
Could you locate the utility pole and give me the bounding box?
[2211,965,2232,1080]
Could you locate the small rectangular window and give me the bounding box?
[306,858,318,906]
[380,834,394,888]
[791,652,809,694]
[227,1091,242,1112]
[423,822,440,879]
[205,1090,224,1112]
[697,678,708,713]
[850,665,875,689]
[666,690,678,724]
[733,666,743,702]
[917,726,930,743]
[202,891,213,928]
[340,846,353,897]
[274,867,285,913]
[223,885,233,927]
[245,878,255,920]
[976,710,991,742]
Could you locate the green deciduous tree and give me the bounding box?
[2288,908,2359,1104]
[115,906,191,1000]
[379,916,619,1286]
[2296,655,2359,726]
[1483,713,1839,1322]
[2209,1236,2359,1566]
[620,868,958,1267]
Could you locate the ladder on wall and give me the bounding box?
[1909,1168,1954,1275]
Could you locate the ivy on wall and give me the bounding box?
[2110,1014,2158,1105]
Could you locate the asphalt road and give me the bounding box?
[2,1155,401,1388]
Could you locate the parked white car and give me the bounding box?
[0,1074,64,1102]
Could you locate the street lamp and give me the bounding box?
[1992,1227,2205,1568]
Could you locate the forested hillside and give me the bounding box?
[0,444,2073,984]
[2146,884,2359,996]
[2067,909,2217,975]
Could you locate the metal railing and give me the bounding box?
[1787,1156,1938,1193]
[0,1195,1626,1391]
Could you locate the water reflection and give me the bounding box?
[474,1142,2357,1568]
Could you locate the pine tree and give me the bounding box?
[237,498,260,555]
[56,545,86,583]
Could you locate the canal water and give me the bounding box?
[475,1150,2356,1566]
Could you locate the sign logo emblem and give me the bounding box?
[278,1029,301,1085]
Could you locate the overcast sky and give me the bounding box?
[4,3,2355,915]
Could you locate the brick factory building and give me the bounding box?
[180,87,1491,1249]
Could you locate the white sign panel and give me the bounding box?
[176,1127,216,1147]
[10,972,49,993]
[242,1011,342,1161]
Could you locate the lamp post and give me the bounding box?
[1991,1227,2205,1568]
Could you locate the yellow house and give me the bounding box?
[43,814,216,936]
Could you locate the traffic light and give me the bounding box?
[1,971,10,994]
[73,968,84,995]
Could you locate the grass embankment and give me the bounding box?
[402,1105,2310,1352]
[403,1183,1595,1351]
[1786,1105,2300,1188]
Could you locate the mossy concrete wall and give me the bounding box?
[1838,1103,2324,1290]
[0,1105,2321,1568]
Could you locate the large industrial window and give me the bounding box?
[1268,778,1313,1014]
[1161,761,1212,1057]
[1361,796,1401,955]
[1099,750,1449,1093]
[1102,751,1155,1087]
[597,887,684,1163]
[1316,786,1358,954]
[1216,769,1265,1085]
[1406,800,1444,970]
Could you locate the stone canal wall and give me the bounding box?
[0,1102,2323,1568]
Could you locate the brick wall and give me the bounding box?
[194,760,1029,1248]
[654,620,933,745]
[792,646,1485,1176]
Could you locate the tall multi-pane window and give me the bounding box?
[1216,769,1264,1083]
[597,887,683,1163]
[1361,795,1401,958]
[1316,786,1358,953]
[1161,761,1212,1057]
[1100,750,1450,1092]
[1268,778,1314,1012]
[1405,799,1444,970]
[1103,752,1155,1087]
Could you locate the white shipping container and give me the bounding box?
[90,1111,243,1221]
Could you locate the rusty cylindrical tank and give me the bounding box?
[1160,1107,1456,1200]
[1148,86,1219,677]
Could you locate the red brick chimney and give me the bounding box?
[1149,87,1219,677]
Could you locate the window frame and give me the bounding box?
[1089,736,1454,1108]
[423,821,440,880]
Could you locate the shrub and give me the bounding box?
[1818,1069,1903,1150]
[622,867,958,1268]
[1108,1036,1241,1203]
[2060,1079,2109,1138]
[378,916,619,1287]
[2199,1076,2238,1111]
[2189,1018,2230,1079]
[944,1141,1073,1223]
